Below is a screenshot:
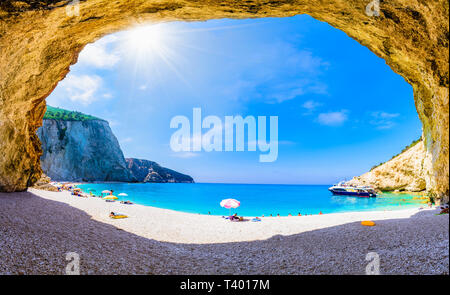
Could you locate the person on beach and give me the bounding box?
[229,213,245,222]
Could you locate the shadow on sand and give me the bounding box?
[0,191,448,275]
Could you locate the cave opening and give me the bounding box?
[38,16,426,214]
[0,1,446,201]
[0,1,448,276]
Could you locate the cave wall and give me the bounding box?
[0,1,448,201]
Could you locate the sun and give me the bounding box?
[126,24,168,56]
[119,23,187,83]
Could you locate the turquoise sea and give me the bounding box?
[77,183,426,217]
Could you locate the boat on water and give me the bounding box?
[328,182,377,198]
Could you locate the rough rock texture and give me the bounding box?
[31,173,58,192]
[126,158,194,183]
[37,119,133,182]
[0,1,448,201]
[347,140,427,192]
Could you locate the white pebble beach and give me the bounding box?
[0,188,448,275]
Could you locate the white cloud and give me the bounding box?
[78,36,120,68]
[370,111,400,129]
[59,74,102,105]
[268,80,328,103]
[286,50,330,74]
[270,86,305,103]
[372,111,399,119]
[317,110,348,126]
[139,85,148,91]
[222,45,329,104]
[302,100,323,115]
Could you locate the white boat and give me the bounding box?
[328,182,377,198]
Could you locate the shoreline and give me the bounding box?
[78,188,428,218]
[73,182,429,217]
[29,188,440,244]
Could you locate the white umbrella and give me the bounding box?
[220,198,240,216]
[101,190,111,197]
[118,193,128,202]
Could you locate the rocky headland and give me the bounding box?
[126,158,194,183]
[37,106,193,183]
[346,139,428,193]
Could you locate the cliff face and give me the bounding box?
[37,119,133,182]
[347,140,428,192]
[126,158,194,183]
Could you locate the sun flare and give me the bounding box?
[126,24,167,54]
[118,23,189,85]
[122,23,179,63]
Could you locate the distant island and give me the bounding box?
[37,105,193,183]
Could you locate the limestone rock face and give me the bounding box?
[31,173,59,192]
[0,1,448,202]
[37,119,133,182]
[347,140,427,192]
[126,158,194,183]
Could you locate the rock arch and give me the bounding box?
[0,1,448,201]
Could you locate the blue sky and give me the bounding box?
[46,15,422,184]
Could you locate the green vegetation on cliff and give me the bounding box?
[44,106,104,121]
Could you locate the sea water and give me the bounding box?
[77,183,426,217]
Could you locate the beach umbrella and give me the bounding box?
[220,198,240,216]
[118,193,128,197]
[101,190,112,197]
[118,193,128,202]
